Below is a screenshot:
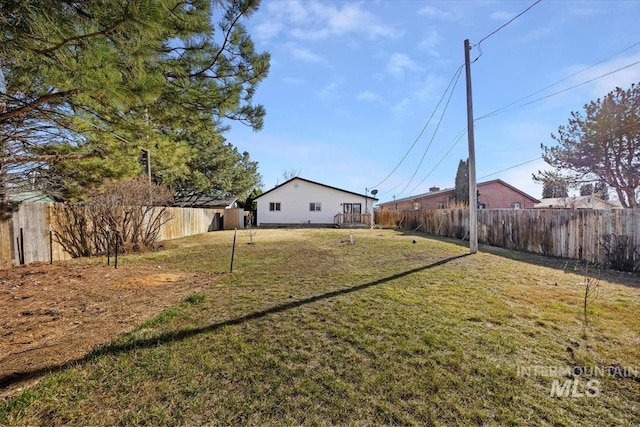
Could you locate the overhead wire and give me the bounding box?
[369,64,464,190]
[475,120,640,182]
[475,40,640,121]
[472,0,543,62]
[407,127,467,195]
[383,0,542,197]
[405,40,640,196]
[509,59,640,111]
[376,0,639,200]
[478,157,542,180]
[395,65,464,197]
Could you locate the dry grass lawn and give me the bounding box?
[1,228,639,426]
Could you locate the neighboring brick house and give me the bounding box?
[377,179,539,211]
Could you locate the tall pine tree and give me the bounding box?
[0,0,268,201]
[540,83,640,207]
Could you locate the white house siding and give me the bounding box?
[256,178,375,226]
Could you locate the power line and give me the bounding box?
[514,59,640,110]
[396,66,464,197]
[369,64,464,190]
[378,123,465,199]
[408,127,467,195]
[390,0,542,197]
[476,41,640,121]
[478,157,542,180]
[473,0,543,62]
[477,0,542,46]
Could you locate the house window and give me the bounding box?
[309,202,321,211]
[436,202,445,209]
[269,202,281,211]
[511,202,521,209]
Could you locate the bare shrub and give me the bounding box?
[54,176,173,257]
[54,204,94,257]
[446,199,468,209]
[599,233,639,272]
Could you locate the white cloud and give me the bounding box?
[566,52,640,99]
[357,90,382,102]
[569,7,599,17]
[317,80,342,100]
[414,73,445,101]
[291,47,324,64]
[392,97,412,117]
[259,0,396,41]
[417,28,441,58]
[264,0,310,25]
[254,20,284,40]
[282,77,304,85]
[386,53,422,78]
[417,5,455,21]
[490,10,515,20]
[515,27,552,44]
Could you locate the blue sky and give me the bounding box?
[225,0,640,203]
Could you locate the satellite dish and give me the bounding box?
[371,189,378,196]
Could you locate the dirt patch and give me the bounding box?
[0,260,223,398]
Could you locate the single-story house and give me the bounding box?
[535,195,620,209]
[254,177,378,227]
[173,193,238,209]
[378,179,539,211]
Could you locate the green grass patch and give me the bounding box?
[1,228,639,426]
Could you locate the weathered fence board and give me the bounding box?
[1,203,243,268]
[375,208,640,267]
[158,207,226,240]
[0,216,13,269]
[2,203,72,267]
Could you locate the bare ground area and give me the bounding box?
[0,259,223,398]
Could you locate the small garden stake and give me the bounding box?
[230,228,237,272]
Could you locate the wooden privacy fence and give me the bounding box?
[1,202,246,268]
[375,208,640,267]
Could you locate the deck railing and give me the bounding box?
[333,213,372,225]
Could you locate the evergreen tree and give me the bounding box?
[536,170,569,198]
[452,159,469,204]
[172,125,261,200]
[579,184,594,196]
[540,83,640,207]
[594,180,609,201]
[0,0,268,200]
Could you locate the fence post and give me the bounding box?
[18,228,25,265]
[114,230,119,269]
[106,227,110,266]
[49,224,53,264]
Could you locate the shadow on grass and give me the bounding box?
[398,229,640,289]
[0,253,470,393]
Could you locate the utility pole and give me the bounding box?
[464,39,478,254]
